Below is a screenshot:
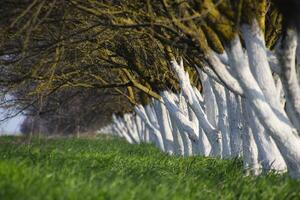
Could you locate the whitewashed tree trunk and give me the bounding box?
[189,105,211,155]
[211,79,230,158]
[162,91,198,141]
[114,115,136,144]
[164,91,185,155]
[148,128,160,147]
[143,125,150,143]
[207,52,244,96]
[145,104,159,130]
[172,60,221,156]
[188,106,202,155]
[226,91,242,158]
[246,103,285,172]
[277,28,300,133]
[274,75,286,109]
[170,116,185,156]
[227,34,300,178]
[135,105,165,150]
[154,99,175,154]
[192,87,212,156]
[178,93,193,156]
[135,114,143,141]
[241,100,261,175]
[241,22,287,172]
[130,114,141,143]
[297,34,300,86]
[197,69,221,157]
[124,114,140,143]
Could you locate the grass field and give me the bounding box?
[0,136,300,200]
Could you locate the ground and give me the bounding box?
[0,136,300,200]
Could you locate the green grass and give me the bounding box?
[0,136,300,200]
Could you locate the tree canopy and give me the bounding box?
[0,0,293,134]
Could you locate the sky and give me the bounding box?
[0,59,25,135]
[0,110,24,135]
[0,92,25,135]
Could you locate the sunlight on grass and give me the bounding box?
[0,136,299,200]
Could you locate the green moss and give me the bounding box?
[201,0,236,42]
[202,24,224,54]
[242,0,267,32]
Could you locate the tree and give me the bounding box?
[2,0,300,178]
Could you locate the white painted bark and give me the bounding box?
[207,52,244,96]
[214,48,282,75]
[145,104,159,130]
[247,104,287,172]
[124,114,139,143]
[198,128,211,156]
[154,99,174,154]
[161,91,198,141]
[197,69,221,157]
[123,114,138,143]
[297,34,300,86]
[192,86,204,106]
[228,34,300,178]
[170,115,185,156]
[226,91,242,158]
[197,70,218,128]
[102,22,300,179]
[134,105,165,150]
[177,93,193,156]
[188,106,203,155]
[164,91,185,155]
[241,22,287,172]
[135,114,144,141]
[274,75,286,109]
[196,64,223,87]
[114,115,135,144]
[236,96,244,158]
[188,92,211,156]
[210,79,230,158]
[241,100,261,175]
[277,28,300,133]
[128,114,141,143]
[111,125,122,138]
[171,60,221,156]
[241,22,279,108]
[148,128,161,148]
[267,50,282,74]
[143,125,150,143]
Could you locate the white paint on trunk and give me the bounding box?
[207,52,244,96]
[226,91,242,158]
[210,79,230,158]
[278,28,300,133]
[241,22,287,172]
[135,105,165,150]
[198,69,221,157]
[154,99,175,154]
[228,34,300,178]
[241,100,261,175]
[171,60,221,157]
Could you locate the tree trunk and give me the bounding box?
[228,34,300,178]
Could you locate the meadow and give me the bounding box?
[0,136,299,200]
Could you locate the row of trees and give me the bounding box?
[1,0,152,134]
[1,0,300,177]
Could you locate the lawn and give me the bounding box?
[0,136,299,200]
